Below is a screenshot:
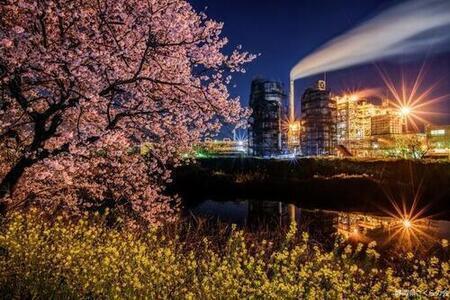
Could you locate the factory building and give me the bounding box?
[248,78,285,156]
[287,121,301,151]
[371,100,405,136]
[336,96,375,149]
[334,95,406,156]
[426,124,450,158]
[371,112,403,136]
[300,80,337,156]
[246,76,445,159]
[336,97,400,140]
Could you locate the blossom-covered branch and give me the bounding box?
[0,0,255,224]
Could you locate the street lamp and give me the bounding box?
[399,106,412,133]
[400,106,412,116]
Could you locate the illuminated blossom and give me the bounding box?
[0,0,254,224]
[0,38,13,48]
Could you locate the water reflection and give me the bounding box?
[187,199,450,250]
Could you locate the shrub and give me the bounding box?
[0,210,449,298]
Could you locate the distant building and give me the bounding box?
[426,124,450,158]
[196,139,247,157]
[248,78,285,156]
[300,80,337,156]
[367,104,404,157]
[287,120,301,151]
[335,96,415,157]
[371,112,402,136]
[336,98,394,142]
[336,96,374,147]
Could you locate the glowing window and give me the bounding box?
[430,129,445,136]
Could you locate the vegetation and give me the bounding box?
[1,210,449,299]
[182,157,450,182]
[1,2,448,298]
[0,0,253,223]
[389,135,429,159]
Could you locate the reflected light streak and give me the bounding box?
[378,181,440,250]
[402,218,412,229]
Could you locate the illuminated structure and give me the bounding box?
[334,94,408,156]
[247,72,446,158]
[336,96,377,151]
[300,80,337,156]
[289,80,295,121]
[196,138,247,157]
[371,100,405,136]
[248,78,285,156]
[371,111,402,136]
[286,120,301,151]
[426,125,450,157]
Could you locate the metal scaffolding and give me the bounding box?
[248,78,285,156]
[300,80,337,156]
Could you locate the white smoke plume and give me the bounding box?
[290,0,450,80]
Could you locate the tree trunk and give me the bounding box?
[0,156,33,214]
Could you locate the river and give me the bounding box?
[184,198,450,251]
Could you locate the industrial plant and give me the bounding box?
[200,77,450,160]
[197,69,450,158]
[248,78,284,156]
[196,76,449,160]
[300,80,337,156]
[248,77,449,159]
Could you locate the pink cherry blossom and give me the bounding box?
[0,0,254,225]
[0,38,13,48]
[12,26,24,34]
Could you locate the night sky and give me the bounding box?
[189,0,450,135]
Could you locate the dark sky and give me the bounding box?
[189,0,450,131]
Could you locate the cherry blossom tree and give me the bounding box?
[0,0,254,224]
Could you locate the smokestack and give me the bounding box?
[289,80,295,121]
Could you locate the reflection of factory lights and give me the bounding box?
[288,122,300,132]
[380,192,437,249]
[284,118,301,149]
[402,218,412,229]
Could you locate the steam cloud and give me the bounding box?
[290,0,450,80]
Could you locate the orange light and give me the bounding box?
[376,64,450,132]
[400,106,412,116]
[402,219,412,229]
[289,122,300,131]
[349,95,358,102]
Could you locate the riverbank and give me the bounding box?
[173,157,450,218]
